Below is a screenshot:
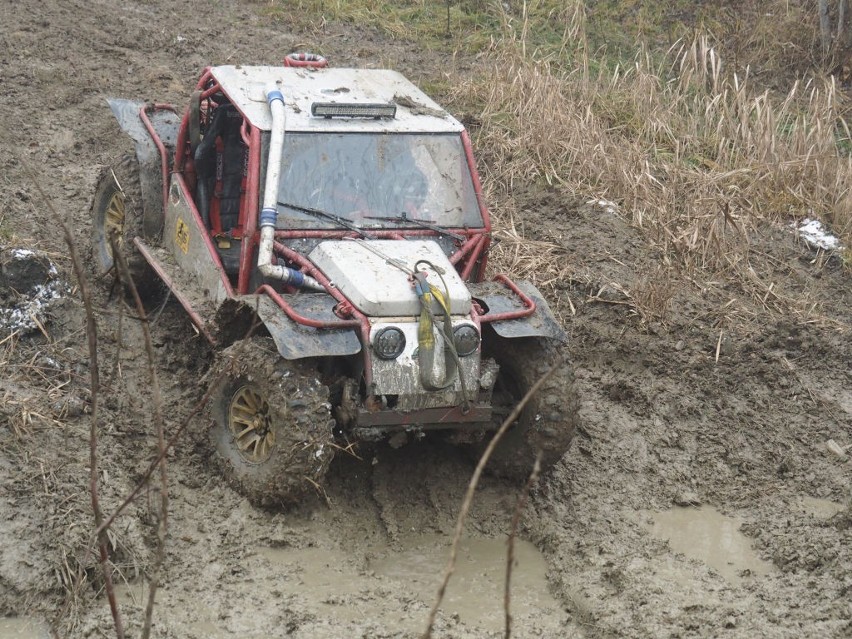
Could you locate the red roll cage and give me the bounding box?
[139,68,537,367]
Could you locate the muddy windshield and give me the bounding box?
[274,132,483,230]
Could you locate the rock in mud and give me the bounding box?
[674,491,702,507]
[0,248,53,293]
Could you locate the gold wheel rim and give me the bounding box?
[104,190,126,257]
[229,385,275,463]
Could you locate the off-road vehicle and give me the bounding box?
[92,54,578,504]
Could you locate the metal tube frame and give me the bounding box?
[140,66,538,415]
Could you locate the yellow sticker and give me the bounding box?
[175,218,190,254]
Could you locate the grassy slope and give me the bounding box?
[262,1,851,325]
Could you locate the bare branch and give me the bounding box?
[10,142,126,639]
[109,235,167,639]
[67,224,124,639]
[819,0,832,53]
[504,453,541,639]
[421,357,564,638]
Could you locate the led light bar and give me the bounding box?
[311,102,397,119]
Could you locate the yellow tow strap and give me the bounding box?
[413,269,470,411]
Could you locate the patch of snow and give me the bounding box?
[587,198,619,215]
[10,248,35,259]
[40,355,61,369]
[793,218,843,251]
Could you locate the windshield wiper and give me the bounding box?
[364,212,466,242]
[278,202,376,239]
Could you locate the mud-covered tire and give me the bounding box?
[208,337,336,507]
[474,337,579,480]
[91,154,151,287]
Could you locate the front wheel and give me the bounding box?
[473,337,579,480]
[208,338,336,506]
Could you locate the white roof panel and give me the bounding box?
[209,66,463,134]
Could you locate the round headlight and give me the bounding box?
[373,326,406,360]
[453,324,480,357]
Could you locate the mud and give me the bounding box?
[0,1,851,638]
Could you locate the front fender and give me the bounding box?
[216,295,362,360]
[470,279,567,342]
[107,98,180,238]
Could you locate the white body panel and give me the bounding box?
[308,240,472,317]
[209,66,462,133]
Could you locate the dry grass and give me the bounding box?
[259,0,852,327]
[449,15,852,324]
[0,328,82,435]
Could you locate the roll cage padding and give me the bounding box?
[194,104,245,233]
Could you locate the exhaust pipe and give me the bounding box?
[258,84,323,291]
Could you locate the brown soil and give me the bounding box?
[0,1,850,638]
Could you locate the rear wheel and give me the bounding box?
[473,337,579,480]
[91,154,169,304]
[92,154,145,275]
[209,338,336,506]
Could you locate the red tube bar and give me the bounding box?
[272,228,488,240]
[271,242,375,387]
[139,103,178,214]
[134,238,216,345]
[238,125,262,294]
[478,274,537,323]
[255,284,360,331]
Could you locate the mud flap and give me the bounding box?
[470,280,567,342]
[108,98,180,238]
[221,294,362,360]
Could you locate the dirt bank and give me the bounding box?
[0,1,850,638]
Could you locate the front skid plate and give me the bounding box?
[354,403,491,431]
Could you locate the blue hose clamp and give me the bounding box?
[259,207,278,228]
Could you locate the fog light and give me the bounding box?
[453,324,479,356]
[373,326,406,359]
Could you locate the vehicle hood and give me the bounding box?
[308,240,471,317]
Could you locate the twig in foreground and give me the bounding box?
[110,235,167,639]
[11,141,126,639]
[505,453,542,639]
[94,313,260,539]
[65,222,124,639]
[421,356,564,638]
[10,132,124,639]
[54,334,227,633]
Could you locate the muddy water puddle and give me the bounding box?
[107,535,564,634]
[646,506,774,583]
[259,534,564,633]
[0,619,49,639]
[371,535,563,631]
